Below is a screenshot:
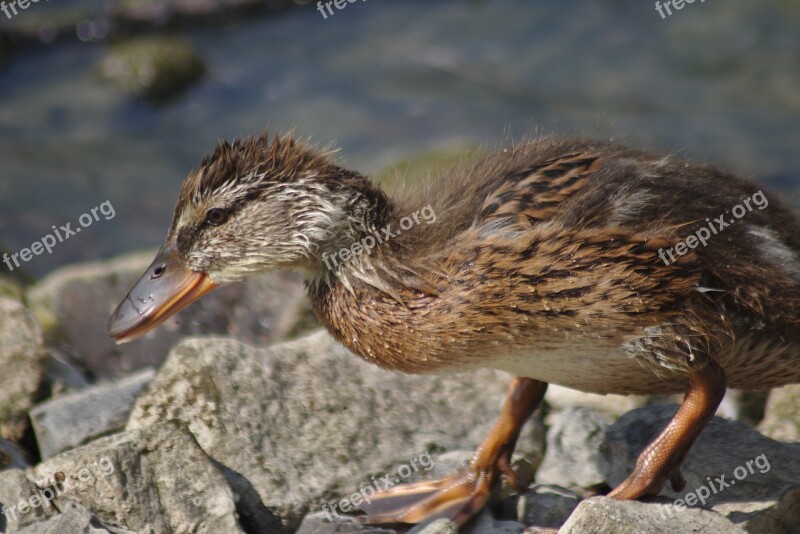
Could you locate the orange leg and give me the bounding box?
[609,361,727,499]
[361,377,547,526]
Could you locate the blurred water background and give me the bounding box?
[0,0,798,278]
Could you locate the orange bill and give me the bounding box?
[107,243,218,344]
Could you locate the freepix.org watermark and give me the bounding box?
[1,456,116,522]
[321,204,437,271]
[657,190,767,266]
[316,0,368,20]
[659,453,770,520]
[1,0,48,20]
[321,451,435,521]
[3,200,115,272]
[655,0,708,20]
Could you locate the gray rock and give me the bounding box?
[599,404,800,532]
[410,518,459,534]
[0,274,23,302]
[0,469,53,531]
[759,384,800,442]
[515,484,581,529]
[127,331,541,530]
[717,389,769,427]
[44,348,91,397]
[464,511,525,534]
[536,408,607,490]
[296,511,397,533]
[544,386,648,419]
[25,422,244,534]
[28,251,316,380]
[15,501,136,533]
[30,368,156,459]
[558,496,744,534]
[0,297,46,441]
[98,37,205,102]
[0,439,30,470]
[429,450,473,478]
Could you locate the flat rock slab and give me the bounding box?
[27,251,315,380]
[0,468,53,531]
[515,484,582,529]
[0,297,45,441]
[15,501,137,534]
[410,519,460,534]
[558,496,744,534]
[296,512,398,534]
[127,330,540,531]
[30,368,156,459]
[410,513,525,534]
[461,513,525,533]
[599,404,800,533]
[13,422,245,533]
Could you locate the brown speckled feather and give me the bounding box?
[120,132,800,527]
[169,133,800,395]
[479,153,602,226]
[309,138,800,394]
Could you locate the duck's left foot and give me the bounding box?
[608,361,726,500]
[360,377,548,526]
[358,450,523,525]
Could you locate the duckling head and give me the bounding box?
[107,132,389,343]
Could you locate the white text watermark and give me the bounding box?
[657,190,767,266]
[1,0,49,20]
[655,0,708,20]
[321,204,437,271]
[1,456,116,522]
[3,200,115,272]
[317,0,368,20]
[321,451,435,520]
[659,453,770,520]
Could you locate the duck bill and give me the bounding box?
[107,243,218,344]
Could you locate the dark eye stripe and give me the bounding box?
[218,187,265,221]
[175,187,266,256]
[177,224,201,256]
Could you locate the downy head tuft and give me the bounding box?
[168,132,391,283]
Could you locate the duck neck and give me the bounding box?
[305,169,398,284]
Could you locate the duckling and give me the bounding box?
[108,132,800,527]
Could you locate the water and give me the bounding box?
[1,0,798,278]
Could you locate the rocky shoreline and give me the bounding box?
[0,253,799,533]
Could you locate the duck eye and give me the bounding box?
[206,208,228,226]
